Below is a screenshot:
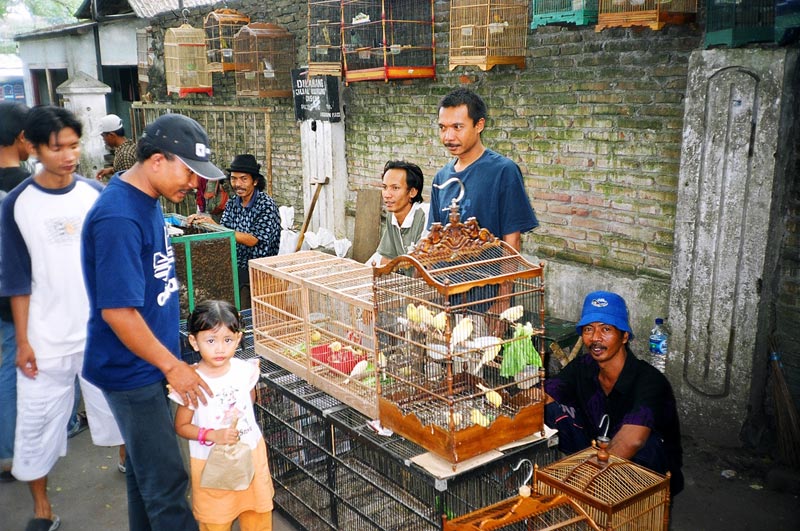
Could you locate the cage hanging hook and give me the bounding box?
[432,177,465,212]
[511,458,533,487]
[181,8,190,24]
[599,414,610,439]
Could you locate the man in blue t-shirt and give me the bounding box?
[82,114,226,531]
[429,88,538,252]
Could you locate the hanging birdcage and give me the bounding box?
[234,23,294,98]
[449,0,529,71]
[204,8,250,72]
[164,23,213,97]
[704,0,775,48]
[373,190,546,465]
[531,0,599,29]
[309,0,344,76]
[535,441,671,530]
[341,0,436,83]
[595,0,697,31]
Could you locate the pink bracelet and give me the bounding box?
[197,427,214,446]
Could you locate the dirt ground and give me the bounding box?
[670,434,800,530]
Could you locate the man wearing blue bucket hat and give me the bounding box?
[544,291,684,496]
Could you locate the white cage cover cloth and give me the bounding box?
[373,206,546,464]
[164,23,213,97]
[234,22,294,98]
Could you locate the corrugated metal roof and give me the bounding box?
[127,0,218,19]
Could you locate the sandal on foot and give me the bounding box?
[25,515,60,531]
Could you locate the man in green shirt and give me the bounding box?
[370,160,429,266]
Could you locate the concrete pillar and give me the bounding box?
[55,71,111,179]
[668,49,798,446]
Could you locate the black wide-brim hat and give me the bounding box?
[227,154,263,180]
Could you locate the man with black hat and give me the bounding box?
[82,113,226,531]
[544,291,684,497]
[188,154,280,309]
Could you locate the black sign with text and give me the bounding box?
[291,70,341,123]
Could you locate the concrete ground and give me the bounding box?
[1,430,798,530]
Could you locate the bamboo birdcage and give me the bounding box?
[204,8,250,72]
[535,441,671,531]
[164,23,213,97]
[341,0,436,83]
[234,23,294,98]
[595,0,697,31]
[531,0,599,29]
[449,0,529,71]
[250,251,380,418]
[308,0,344,76]
[373,198,546,465]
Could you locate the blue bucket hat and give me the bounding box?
[576,291,634,339]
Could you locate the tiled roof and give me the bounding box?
[76,0,217,20]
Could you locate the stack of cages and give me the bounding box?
[165,214,239,320]
[164,24,213,97]
[444,492,600,530]
[449,0,529,71]
[234,23,295,98]
[255,360,562,530]
[341,0,436,83]
[204,8,250,72]
[535,444,671,530]
[309,0,344,76]
[595,0,697,30]
[250,251,379,417]
[373,204,546,465]
[531,0,599,29]
[705,0,775,47]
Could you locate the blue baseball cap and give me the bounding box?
[576,291,634,339]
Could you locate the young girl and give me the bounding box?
[170,300,274,531]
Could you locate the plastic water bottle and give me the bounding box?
[648,318,667,373]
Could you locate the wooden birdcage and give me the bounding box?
[531,0,599,28]
[136,27,153,84]
[373,201,546,465]
[449,0,529,71]
[535,441,671,531]
[595,0,697,31]
[204,8,250,72]
[234,23,294,98]
[164,23,213,97]
[309,0,344,76]
[250,251,379,418]
[341,0,436,83]
[444,492,600,530]
[704,0,775,48]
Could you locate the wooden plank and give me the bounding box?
[351,188,383,264]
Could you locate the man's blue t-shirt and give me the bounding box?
[81,176,181,391]
[428,149,538,238]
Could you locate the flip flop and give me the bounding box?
[25,515,60,531]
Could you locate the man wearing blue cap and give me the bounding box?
[544,291,684,496]
[82,113,226,531]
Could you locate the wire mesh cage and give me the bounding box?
[595,0,697,30]
[164,23,213,97]
[250,251,379,417]
[234,23,294,98]
[776,0,800,44]
[534,443,671,531]
[165,214,239,318]
[309,0,344,76]
[204,8,251,72]
[136,27,153,84]
[374,203,546,465]
[704,0,775,48]
[531,0,599,28]
[341,0,436,83]
[449,0,529,71]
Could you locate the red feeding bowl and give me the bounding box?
[310,344,366,374]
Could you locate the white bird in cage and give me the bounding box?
[499,305,524,322]
[450,317,474,348]
[432,311,447,332]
